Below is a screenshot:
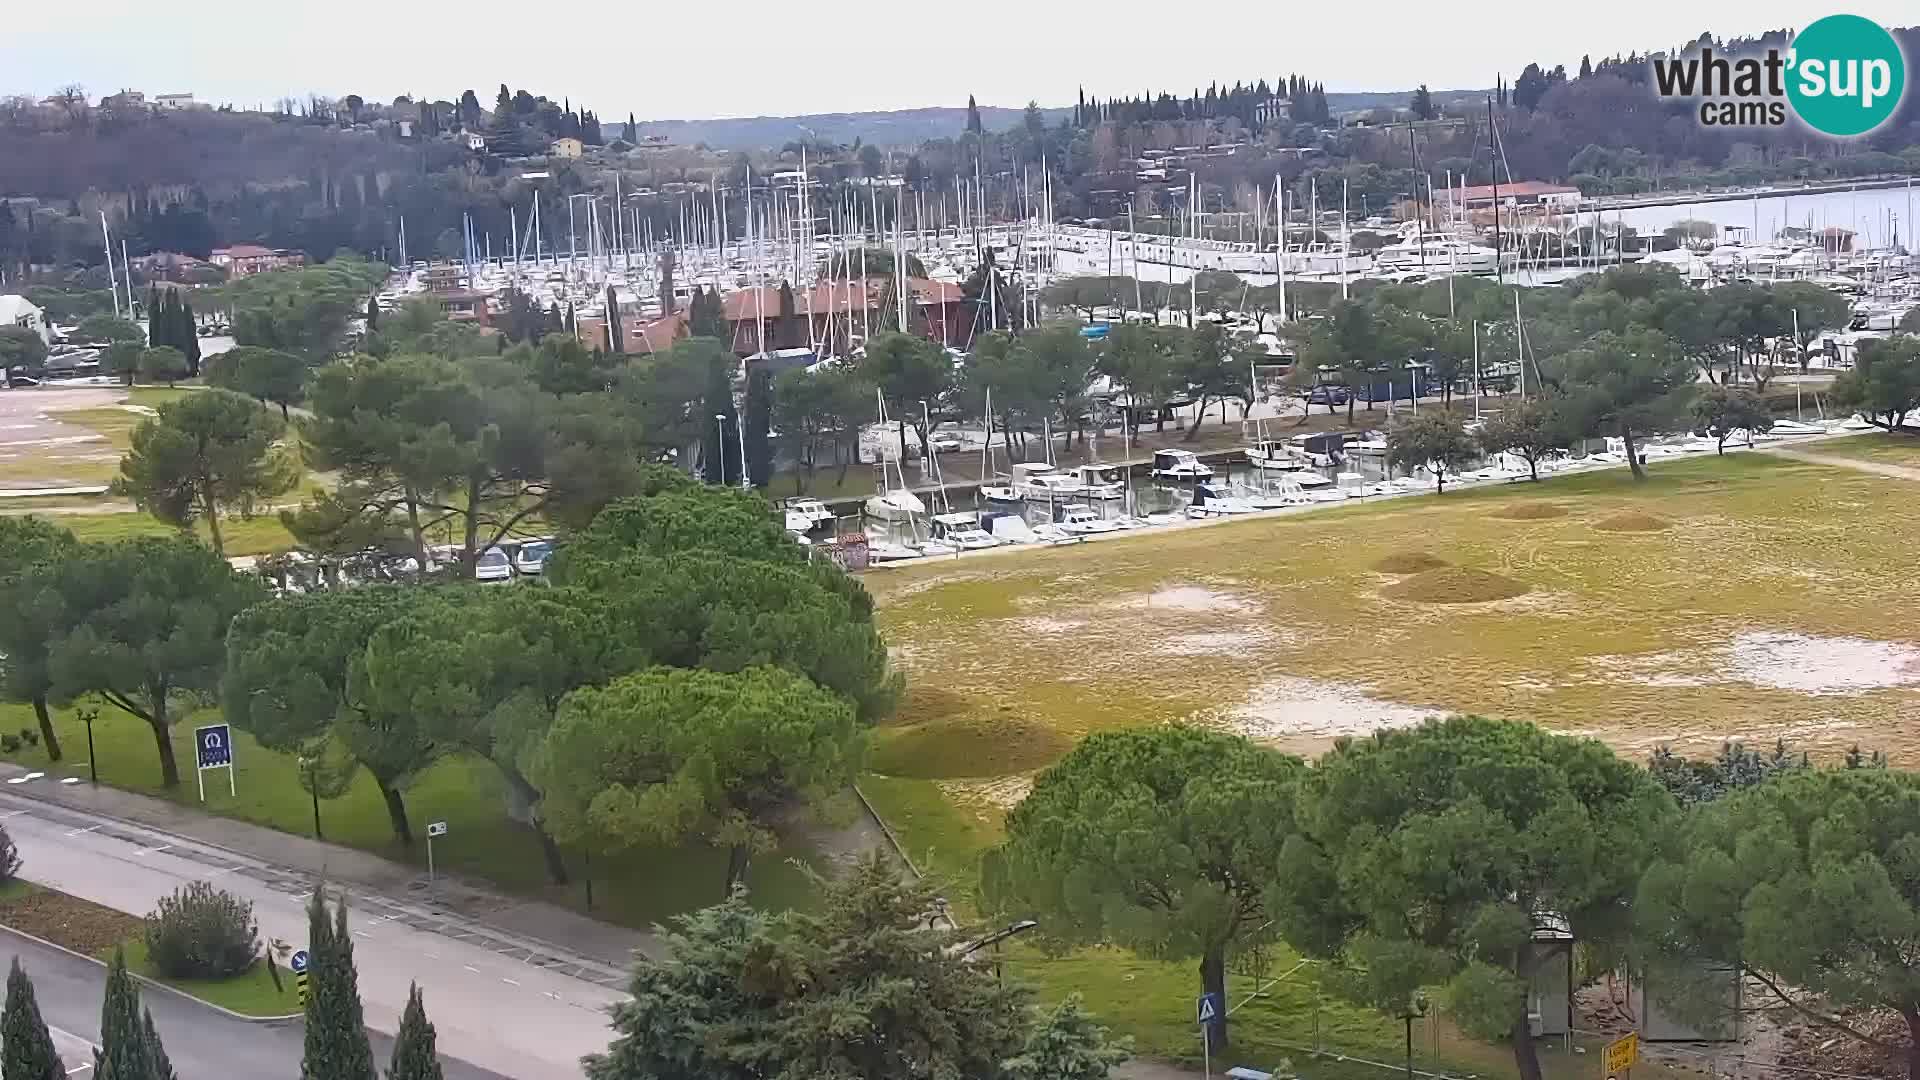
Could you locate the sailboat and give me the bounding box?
[864,390,927,564]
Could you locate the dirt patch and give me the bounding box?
[1372,551,1449,575]
[871,714,1074,779]
[1111,585,1257,615]
[1489,503,1569,520]
[1594,511,1671,532]
[938,775,1034,812]
[1386,566,1531,604]
[1727,631,1920,694]
[0,882,143,955]
[1221,676,1438,741]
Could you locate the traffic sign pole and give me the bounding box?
[426,821,448,888]
[192,724,236,804]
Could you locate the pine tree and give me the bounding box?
[386,984,444,1080]
[302,888,377,1080]
[142,1010,175,1080]
[93,949,151,1080]
[174,298,200,376]
[966,95,982,134]
[365,294,379,332]
[3,959,60,1080]
[1579,54,1593,78]
[744,367,772,489]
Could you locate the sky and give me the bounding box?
[4,1,1915,121]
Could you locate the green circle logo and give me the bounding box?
[1786,15,1907,137]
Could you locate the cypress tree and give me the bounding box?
[175,298,200,376]
[365,295,379,332]
[141,1010,175,1080]
[93,949,151,1080]
[302,887,377,1080]
[144,285,161,347]
[2,958,60,1080]
[385,984,444,1080]
[744,367,772,489]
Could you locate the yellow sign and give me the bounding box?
[1603,1033,1639,1075]
[295,971,310,1006]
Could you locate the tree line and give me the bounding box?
[984,716,1920,1079]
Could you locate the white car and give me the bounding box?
[930,433,966,454]
[514,540,554,575]
[474,546,514,582]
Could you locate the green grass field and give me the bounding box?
[866,450,1920,1072]
[1,704,819,929]
[111,939,296,1018]
[1800,431,1920,467]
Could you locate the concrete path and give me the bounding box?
[1,926,509,1080]
[0,769,631,1079]
[1761,444,1920,484]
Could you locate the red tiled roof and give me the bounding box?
[214,244,277,259]
[717,278,963,322]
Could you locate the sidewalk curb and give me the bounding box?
[0,923,304,1024]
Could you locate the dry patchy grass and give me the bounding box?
[1386,565,1531,603]
[1371,550,1449,574]
[1593,510,1672,532]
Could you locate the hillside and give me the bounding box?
[631,105,1072,149]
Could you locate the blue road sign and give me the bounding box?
[290,949,309,974]
[194,724,233,769]
[1197,992,1223,1024]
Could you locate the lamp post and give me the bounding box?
[1406,358,1430,416]
[1402,991,1430,1080]
[714,413,728,484]
[77,706,98,785]
[958,918,1038,983]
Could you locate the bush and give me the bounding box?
[0,824,20,884]
[18,728,35,747]
[143,882,259,979]
[0,735,20,754]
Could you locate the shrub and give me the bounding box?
[143,882,259,979]
[18,728,35,747]
[0,824,20,883]
[0,735,20,754]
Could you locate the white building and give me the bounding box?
[0,295,49,344]
[154,93,200,110]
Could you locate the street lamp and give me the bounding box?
[1406,358,1431,416]
[1401,990,1430,1080]
[956,918,1039,983]
[714,413,728,483]
[76,705,98,785]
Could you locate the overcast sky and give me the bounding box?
[4,1,1913,121]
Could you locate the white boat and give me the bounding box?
[1151,449,1214,481]
[1029,523,1087,545]
[783,497,836,530]
[1073,463,1127,500]
[929,511,1002,550]
[864,489,926,522]
[1010,462,1080,500]
[1374,229,1501,274]
[1294,471,1335,489]
[864,538,925,563]
[1244,439,1311,471]
[1187,481,1257,516]
[1058,505,1124,535]
[985,513,1041,544]
[784,509,816,534]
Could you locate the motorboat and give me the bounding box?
[1151,449,1214,481]
[1763,419,1829,437]
[1011,462,1080,500]
[1244,439,1310,471]
[864,538,925,563]
[784,497,836,530]
[929,511,1002,550]
[1029,523,1087,545]
[1374,228,1501,274]
[1057,505,1124,535]
[1187,482,1257,516]
[785,509,816,534]
[984,513,1041,544]
[1073,463,1127,500]
[864,489,927,522]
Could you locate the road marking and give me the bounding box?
[133,844,171,857]
[63,825,99,837]
[65,1066,91,1076]
[500,977,520,987]
[463,965,480,974]
[0,809,29,819]
[423,952,440,960]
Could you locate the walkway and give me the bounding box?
[1762,444,1920,484]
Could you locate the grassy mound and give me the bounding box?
[1373,551,1450,575]
[1594,511,1671,533]
[1489,502,1569,520]
[870,714,1073,779]
[1387,566,1531,605]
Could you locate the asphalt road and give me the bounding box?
[0,796,621,1078]
[3,928,511,1079]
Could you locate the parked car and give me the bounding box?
[1306,385,1352,406]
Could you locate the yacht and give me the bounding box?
[1073,463,1127,500]
[1244,439,1310,471]
[1186,481,1256,516]
[1151,449,1214,481]
[1011,462,1081,499]
[1057,504,1124,535]
[1374,232,1501,275]
[783,497,836,530]
[928,511,1002,550]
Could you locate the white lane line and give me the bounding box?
[423,952,441,960]
[63,824,100,837]
[500,977,520,987]
[0,809,30,819]
[133,844,172,857]
[462,965,480,974]
[65,1066,91,1076]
